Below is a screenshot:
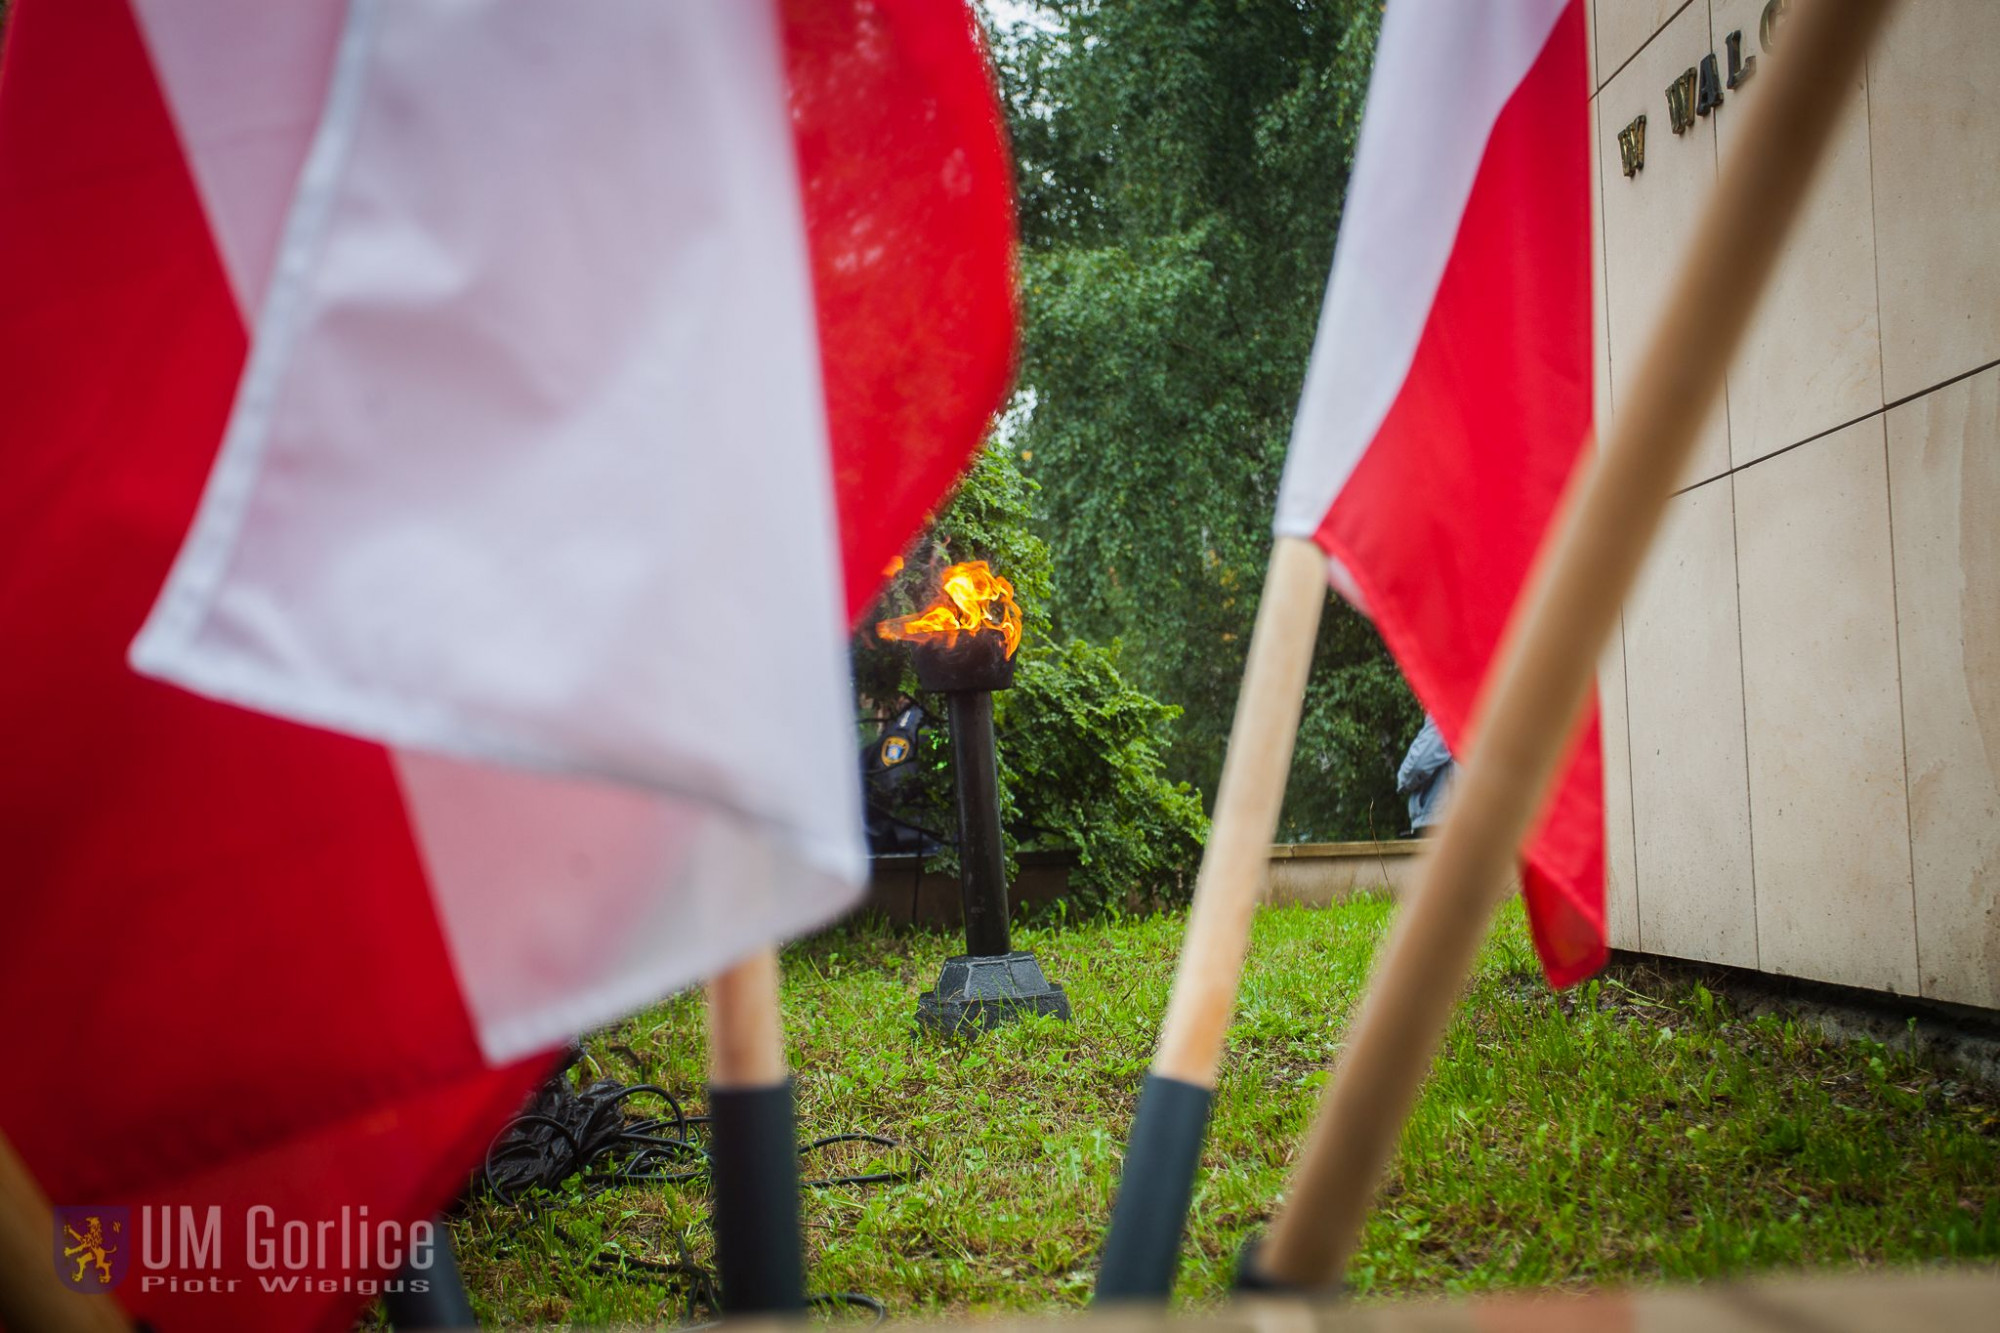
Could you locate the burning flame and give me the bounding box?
[876,560,1022,659]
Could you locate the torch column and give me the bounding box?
[946,687,1012,959]
[911,634,1070,1033]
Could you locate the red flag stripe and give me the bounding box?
[781,0,1020,619]
[1312,0,1605,984]
[0,0,1017,1327]
[0,0,548,1326]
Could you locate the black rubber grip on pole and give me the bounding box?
[1092,1073,1214,1303]
[708,1080,806,1314]
[383,1219,477,1328]
[1233,1235,1341,1299]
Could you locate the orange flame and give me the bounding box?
[876,560,1022,659]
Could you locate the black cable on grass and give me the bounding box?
[481,1078,707,1205]
[478,1052,919,1322]
[810,1291,889,1323]
[481,1087,926,1201]
[588,1235,720,1328]
[799,1133,926,1188]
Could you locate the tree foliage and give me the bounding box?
[854,447,1207,908]
[985,0,1422,839]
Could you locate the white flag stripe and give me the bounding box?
[131,0,346,317]
[131,0,868,1060]
[394,750,852,1062]
[1273,0,1568,540]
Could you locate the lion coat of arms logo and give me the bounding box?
[54,1206,130,1292]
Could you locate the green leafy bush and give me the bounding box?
[1001,639,1207,907]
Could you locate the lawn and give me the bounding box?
[448,897,2000,1326]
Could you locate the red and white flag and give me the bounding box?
[1276,0,1604,983]
[0,0,1014,1326]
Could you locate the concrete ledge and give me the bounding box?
[1263,839,1424,907]
[859,840,1428,927]
[860,849,1079,929]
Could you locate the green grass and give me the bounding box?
[448,898,2000,1326]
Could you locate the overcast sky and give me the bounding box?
[980,0,1058,35]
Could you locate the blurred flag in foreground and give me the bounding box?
[0,0,1014,1326]
[1275,0,1604,983]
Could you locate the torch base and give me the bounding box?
[916,950,1070,1034]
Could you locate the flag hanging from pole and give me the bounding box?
[0,0,1015,1327]
[1275,0,1605,984]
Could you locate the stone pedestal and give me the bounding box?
[916,951,1070,1033]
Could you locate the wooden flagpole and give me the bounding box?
[705,945,807,1312]
[1095,535,1327,1299]
[1250,0,1897,1291]
[1154,538,1330,1089]
[708,947,790,1090]
[0,1132,132,1333]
